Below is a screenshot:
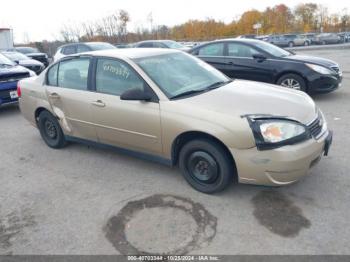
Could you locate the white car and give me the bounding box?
[54,42,116,61]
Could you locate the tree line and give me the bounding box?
[58,3,350,43]
[25,2,350,55]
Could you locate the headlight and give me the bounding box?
[247,118,310,150]
[306,63,333,75]
[260,121,306,143]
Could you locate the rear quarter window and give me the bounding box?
[47,64,59,86]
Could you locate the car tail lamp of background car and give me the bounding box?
[17,82,22,98]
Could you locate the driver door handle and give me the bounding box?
[227,61,235,65]
[48,93,60,99]
[91,100,106,107]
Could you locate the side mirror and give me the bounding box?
[252,53,266,61]
[14,60,20,64]
[120,88,152,101]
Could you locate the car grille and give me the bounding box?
[307,116,323,138]
[330,66,340,74]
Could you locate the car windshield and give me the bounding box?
[251,41,291,57]
[163,41,185,49]
[0,53,15,66]
[134,52,230,98]
[16,47,39,54]
[86,42,116,51]
[3,52,29,61]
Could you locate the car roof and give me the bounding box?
[213,38,265,44]
[59,42,110,48]
[72,48,181,60]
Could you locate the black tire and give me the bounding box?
[38,110,66,149]
[277,73,307,92]
[304,41,309,46]
[179,139,235,194]
[322,40,326,45]
[288,41,294,47]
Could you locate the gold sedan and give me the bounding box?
[18,49,332,193]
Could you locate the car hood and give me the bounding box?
[177,80,317,125]
[285,54,338,67]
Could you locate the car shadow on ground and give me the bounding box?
[0,104,20,115]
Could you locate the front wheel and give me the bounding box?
[179,139,235,194]
[38,110,66,149]
[277,73,307,92]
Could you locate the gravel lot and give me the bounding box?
[0,48,349,255]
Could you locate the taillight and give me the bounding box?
[17,82,22,98]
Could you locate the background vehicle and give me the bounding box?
[236,34,256,39]
[300,33,317,45]
[54,42,116,61]
[0,53,34,106]
[133,40,190,51]
[0,28,14,50]
[2,51,45,74]
[189,39,342,94]
[114,43,130,48]
[271,34,306,47]
[313,33,341,45]
[18,49,331,193]
[11,47,50,67]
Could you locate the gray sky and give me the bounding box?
[0,0,348,43]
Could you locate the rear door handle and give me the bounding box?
[49,93,60,99]
[91,100,106,107]
[227,61,235,65]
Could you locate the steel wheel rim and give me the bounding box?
[44,119,57,139]
[280,78,301,90]
[187,151,219,184]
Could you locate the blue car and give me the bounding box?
[0,53,35,107]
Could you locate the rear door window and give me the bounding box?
[47,64,59,86]
[57,58,90,90]
[198,43,224,56]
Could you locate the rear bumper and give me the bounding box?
[0,82,18,106]
[230,130,331,186]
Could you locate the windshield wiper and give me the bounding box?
[170,80,233,100]
[170,89,208,99]
[205,80,232,90]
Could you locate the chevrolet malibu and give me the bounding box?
[18,49,332,193]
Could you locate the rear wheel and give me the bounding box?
[304,41,309,46]
[179,139,235,194]
[38,110,66,149]
[288,42,294,47]
[277,73,307,92]
[322,40,326,45]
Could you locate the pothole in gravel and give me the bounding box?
[104,194,217,255]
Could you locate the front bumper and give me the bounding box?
[231,130,332,186]
[308,73,342,94]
